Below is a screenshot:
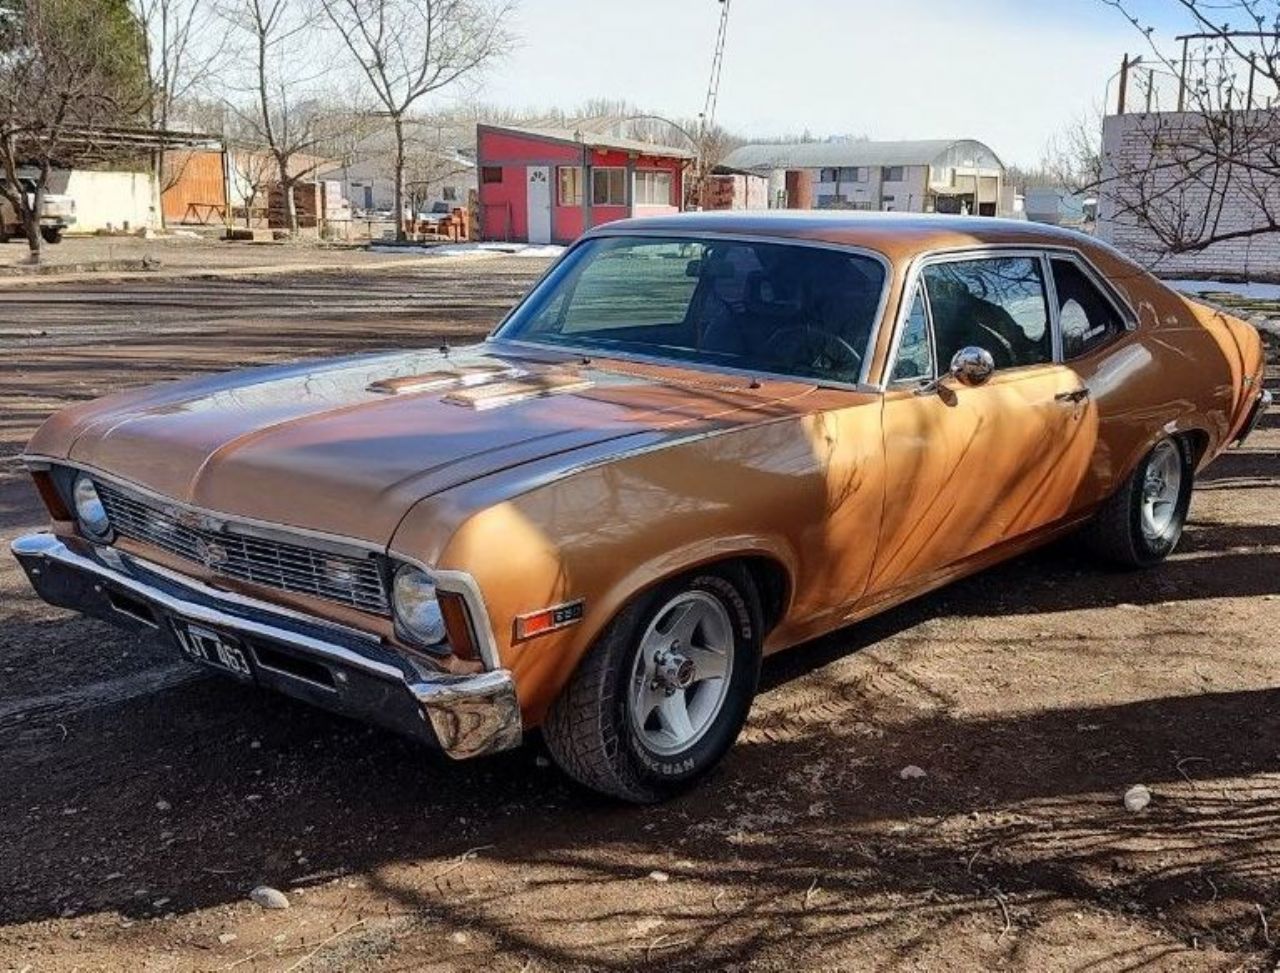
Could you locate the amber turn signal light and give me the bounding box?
[438,590,477,661]
[513,599,585,642]
[32,470,72,521]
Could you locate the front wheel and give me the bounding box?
[543,565,762,803]
[1084,436,1193,568]
[40,227,62,244]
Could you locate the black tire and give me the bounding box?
[0,226,9,243]
[543,564,763,803]
[1084,435,1193,568]
[40,227,62,244]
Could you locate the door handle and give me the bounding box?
[1055,388,1090,404]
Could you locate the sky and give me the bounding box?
[474,0,1200,168]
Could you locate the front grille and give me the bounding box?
[96,483,390,615]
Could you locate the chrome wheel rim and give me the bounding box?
[1141,440,1182,541]
[628,591,734,757]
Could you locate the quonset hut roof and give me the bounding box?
[722,138,1004,172]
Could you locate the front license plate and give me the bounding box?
[172,621,254,680]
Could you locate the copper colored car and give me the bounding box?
[12,213,1270,801]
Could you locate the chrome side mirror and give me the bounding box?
[949,346,995,387]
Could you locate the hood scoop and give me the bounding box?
[443,371,594,410]
[366,364,522,395]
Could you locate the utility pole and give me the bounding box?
[695,0,732,209]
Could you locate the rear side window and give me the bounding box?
[1051,258,1125,359]
[922,257,1051,370]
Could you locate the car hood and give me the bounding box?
[29,344,817,544]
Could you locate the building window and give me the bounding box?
[882,166,905,182]
[592,167,627,206]
[442,186,457,202]
[634,170,672,206]
[558,166,583,206]
[481,166,503,185]
[820,167,839,182]
[839,166,861,182]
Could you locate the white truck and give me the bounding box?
[0,177,76,244]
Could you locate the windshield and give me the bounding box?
[494,235,887,385]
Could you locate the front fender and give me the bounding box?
[405,416,841,726]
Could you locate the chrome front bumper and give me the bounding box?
[10,533,522,759]
[1236,388,1272,445]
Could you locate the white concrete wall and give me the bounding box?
[1099,111,1280,278]
[50,170,157,232]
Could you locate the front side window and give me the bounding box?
[592,168,627,206]
[496,236,887,385]
[558,166,582,206]
[922,256,1051,370]
[1051,257,1125,359]
[634,170,672,206]
[890,289,934,382]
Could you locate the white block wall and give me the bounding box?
[1098,111,1280,280]
[61,170,157,233]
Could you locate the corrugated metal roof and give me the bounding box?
[723,139,991,171]
[481,124,696,160]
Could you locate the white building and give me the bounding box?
[722,138,1008,215]
[331,125,476,217]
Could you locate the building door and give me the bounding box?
[526,166,551,244]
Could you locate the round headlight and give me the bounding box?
[73,474,111,539]
[392,564,447,646]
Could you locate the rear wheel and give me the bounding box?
[1085,436,1193,567]
[543,565,762,803]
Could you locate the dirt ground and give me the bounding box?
[1,261,1278,972]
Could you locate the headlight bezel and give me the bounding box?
[391,563,449,650]
[72,473,112,541]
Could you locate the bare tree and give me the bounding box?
[230,146,276,225]
[131,0,225,224]
[218,0,349,233]
[0,0,147,260]
[1095,1,1280,259]
[1041,106,1105,193]
[319,0,511,240]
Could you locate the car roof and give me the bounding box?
[588,210,1118,266]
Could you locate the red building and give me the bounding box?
[477,124,692,244]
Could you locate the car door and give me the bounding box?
[865,251,1096,597]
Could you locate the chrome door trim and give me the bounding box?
[879,245,1055,389]
[876,242,1137,389]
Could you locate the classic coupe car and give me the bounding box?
[13,213,1270,802]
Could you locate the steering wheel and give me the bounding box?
[764,325,863,378]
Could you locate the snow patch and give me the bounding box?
[368,242,565,259]
[1163,278,1280,301]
